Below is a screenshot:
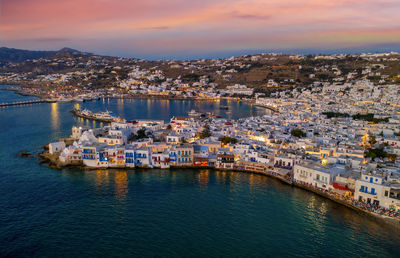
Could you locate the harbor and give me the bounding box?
[39,102,400,225]
[2,90,400,257]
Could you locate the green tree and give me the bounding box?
[369,135,377,146]
[290,128,306,138]
[199,125,211,139]
[219,136,238,145]
[129,128,147,141]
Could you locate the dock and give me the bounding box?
[0,100,48,107]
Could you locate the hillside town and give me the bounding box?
[2,49,400,222]
[1,50,400,102]
[42,73,400,222]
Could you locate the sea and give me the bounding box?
[0,85,399,257]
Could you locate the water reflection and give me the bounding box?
[95,169,109,189]
[114,170,128,200]
[117,98,124,117]
[198,170,209,188]
[50,102,60,131]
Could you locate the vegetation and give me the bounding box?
[199,125,212,139]
[322,112,350,118]
[364,147,396,162]
[219,136,238,145]
[290,128,306,138]
[128,128,147,141]
[353,113,389,123]
[369,135,377,146]
[181,73,200,82]
[323,112,389,123]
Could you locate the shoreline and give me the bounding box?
[0,83,257,103]
[37,149,400,227]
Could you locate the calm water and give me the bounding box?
[0,86,399,257]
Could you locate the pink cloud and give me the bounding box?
[1,0,400,55]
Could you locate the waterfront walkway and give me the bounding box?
[294,180,400,221]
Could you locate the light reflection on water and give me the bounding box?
[50,102,60,132]
[1,91,400,257]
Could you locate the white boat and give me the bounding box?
[73,97,84,102]
[188,109,202,117]
[94,110,115,120]
[57,96,73,102]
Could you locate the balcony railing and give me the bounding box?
[359,188,376,195]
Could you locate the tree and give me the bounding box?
[219,136,238,145]
[369,135,377,146]
[199,125,211,139]
[167,124,172,130]
[129,128,147,141]
[290,128,306,138]
[136,129,147,139]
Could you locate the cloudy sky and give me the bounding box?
[1,0,400,59]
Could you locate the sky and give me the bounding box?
[1,0,400,59]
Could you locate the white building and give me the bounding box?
[354,172,400,210]
[49,142,66,154]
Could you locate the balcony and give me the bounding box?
[359,188,377,195]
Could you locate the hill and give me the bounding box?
[0,47,85,63]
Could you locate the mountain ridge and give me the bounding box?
[0,47,88,63]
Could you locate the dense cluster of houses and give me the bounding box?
[48,79,400,213]
[4,51,400,104]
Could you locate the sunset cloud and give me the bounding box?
[1,0,399,58]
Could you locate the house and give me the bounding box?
[82,144,108,167]
[49,142,66,154]
[105,146,125,167]
[98,135,126,145]
[59,145,82,164]
[151,152,170,168]
[71,126,89,140]
[169,144,193,166]
[294,162,344,190]
[216,148,235,169]
[125,147,135,168]
[354,172,400,210]
[166,133,185,144]
[135,147,152,167]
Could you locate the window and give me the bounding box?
[385,191,389,197]
[371,188,375,194]
[361,186,365,191]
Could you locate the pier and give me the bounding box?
[0,100,47,107]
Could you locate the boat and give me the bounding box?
[188,109,202,118]
[71,108,125,123]
[220,105,229,110]
[57,96,73,103]
[73,97,84,102]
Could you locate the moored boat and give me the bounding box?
[71,108,125,123]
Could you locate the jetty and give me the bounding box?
[0,100,48,107]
